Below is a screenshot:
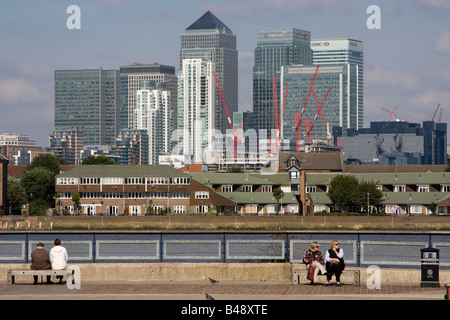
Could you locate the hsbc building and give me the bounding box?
[311,39,363,131]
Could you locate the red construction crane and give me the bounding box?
[438,107,443,123]
[269,77,289,156]
[381,106,406,122]
[431,103,440,121]
[292,64,320,152]
[212,70,241,161]
[311,85,332,142]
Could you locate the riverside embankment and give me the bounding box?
[1,215,450,231]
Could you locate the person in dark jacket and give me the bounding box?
[325,240,345,286]
[31,242,53,284]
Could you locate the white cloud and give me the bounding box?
[0,78,48,104]
[414,0,450,10]
[433,30,450,54]
[443,70,450,82]
[365,67,419,91]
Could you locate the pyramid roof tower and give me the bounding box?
[186,11,232,32]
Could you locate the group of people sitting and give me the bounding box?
[303,240,345,286]
[30,239,68,284]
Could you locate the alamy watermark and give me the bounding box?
[366,265,381,289]
[66,265,81,289]
[367,5,381,30]
[66,5,81,30]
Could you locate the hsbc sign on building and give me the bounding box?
[310,39,363,53]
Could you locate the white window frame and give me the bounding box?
[195,191,209,199]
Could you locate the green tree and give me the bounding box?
[273,188,285,214]
[352,180,384,213]
[21,167,55,214]
[445,163,450,172]
[226,166,244,173]
[7,177,26,214]
[327,175,359,212]
[72,192,81,215]
[82,155,115,165]
[26,154,64,176]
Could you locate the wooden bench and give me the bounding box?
[292,268,360,286]
[7,269,73,285]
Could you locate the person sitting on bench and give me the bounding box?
[30,242,52,284]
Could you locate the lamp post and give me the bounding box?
[367,192,370,216]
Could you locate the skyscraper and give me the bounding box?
[54,69,120,146]
[119,63,177,131]
[281,64,359,150]
[177,59,215,164]
[180,11,238,133]
[311,39,363,129]
[134,82,172,164]
[253,28,313,132]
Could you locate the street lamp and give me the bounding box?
[367,193,370,216]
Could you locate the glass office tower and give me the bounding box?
[281,64,359,149]
[311,39,363,130]
[253,28,313,133]
[180,11,238,133]
[54,69,119,146]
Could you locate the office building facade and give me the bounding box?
[335,121,448,165]
[113,129,149,165]
[180,11,238,133]
[253,28,313,132]
[48,129,84,165]
[119,63,177,131]
[281,64,359,149]
[54,69,120,146]
[311,39,363,130]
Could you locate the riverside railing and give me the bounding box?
[1,231,449,269]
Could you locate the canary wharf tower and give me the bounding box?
[180,11,238,133]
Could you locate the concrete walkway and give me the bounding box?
[0,280,446,300]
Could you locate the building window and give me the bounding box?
[57,177,77,185]
[441,185,450,192]
[290,172,300,179]
[174,205,186,213]
[246,205,258,214]
[80,177,100,185]
[222,185,233,192]
[195,191,209,199]
[125,177,144,185]
[242,185,252,192]
[306,186,316,193]
[262,185,272,192]
[102,177,123,185]
[394,185,406,192]
[129,206,141,216]
[417,185,429,192]
[409,205,422,214]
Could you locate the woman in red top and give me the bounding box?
[303,241,327,285]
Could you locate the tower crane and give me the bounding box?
[212,70,242,161]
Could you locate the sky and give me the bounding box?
[1,0,449,147]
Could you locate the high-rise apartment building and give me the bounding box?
[134,82,172,165]
[119,63,177,131]
[180,11,238,133]
[177,59,215,164]
[54,69,120,146]
[281,64,359,149]
[253,28,313,132]
[112,129,149,165]
[311,39,363,129]
[48,129,84,165]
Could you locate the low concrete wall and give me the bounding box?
[2,263,450,285]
